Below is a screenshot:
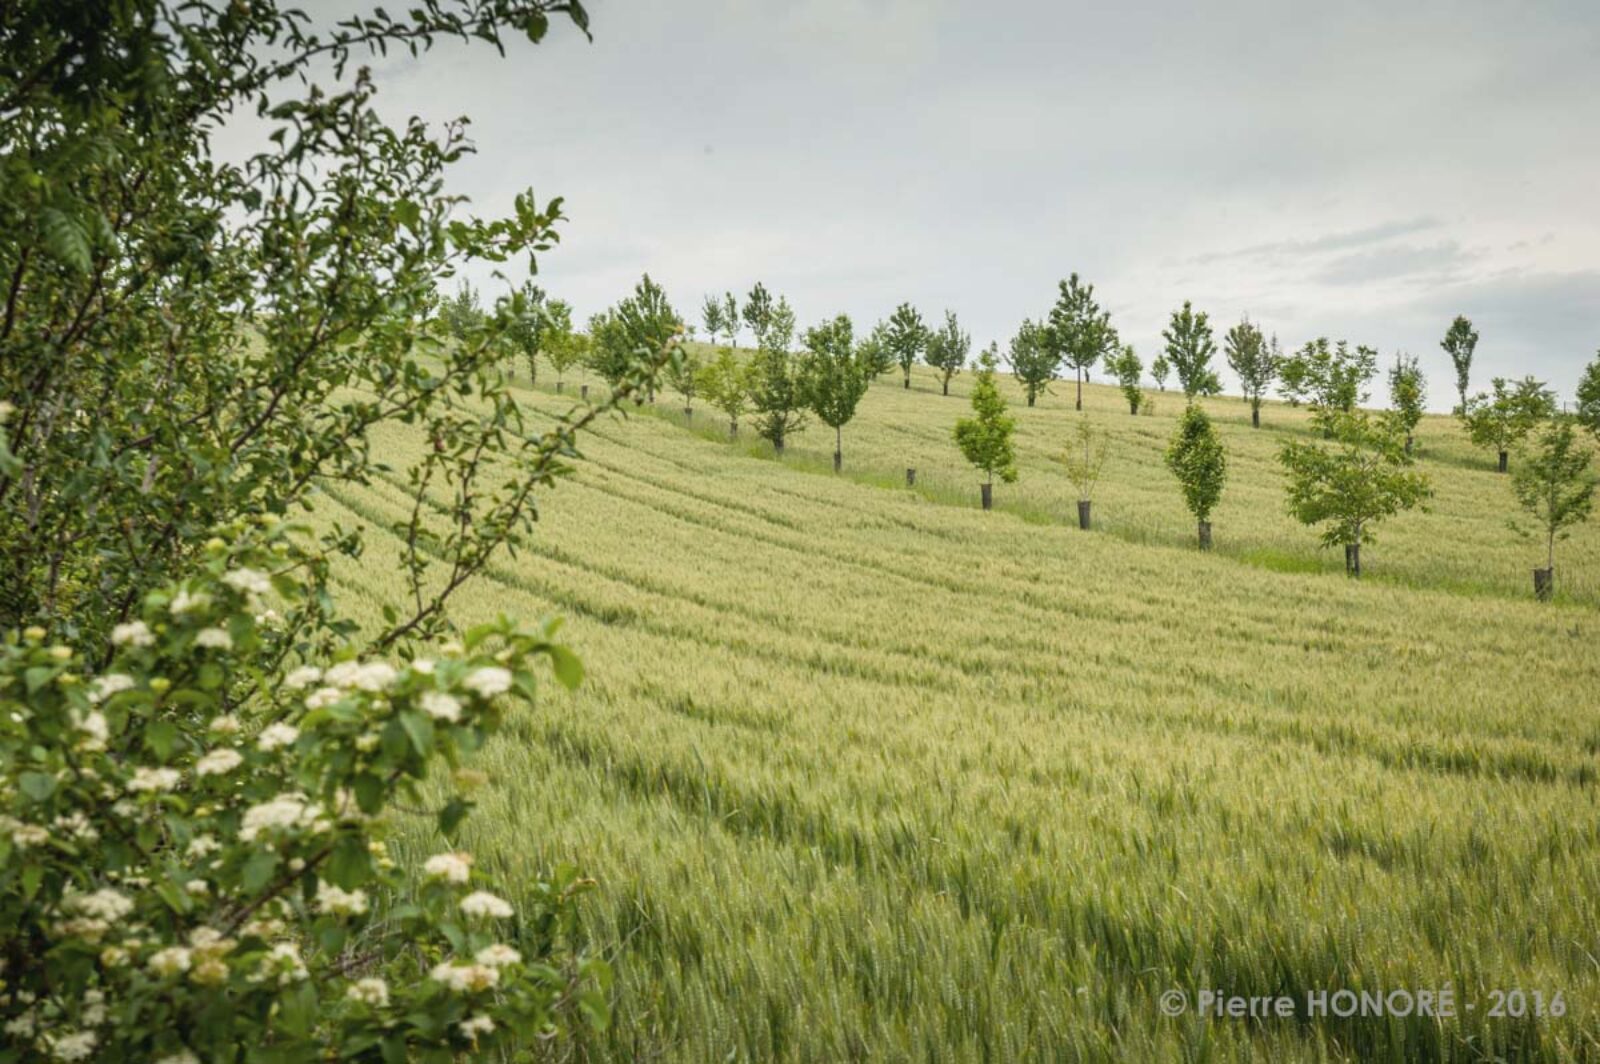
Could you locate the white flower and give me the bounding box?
[256,722,299,752]
[186,834,220,859]
[194,748,243,777]
[260,941,308,984]
[5,816,51,847]
[127,766,182,794]
[111,621,154,647]
[283,665,322,690]
[475,943,522,968]
[170,589,210,615]
[88,673,136,703]
[148,946,192,977]
[303,686,344,711]
[52,811,99,841]
[459,1014,495,1039]
[195,627,232,650]
[184,879,210,897]
[459,891,513,920]
[238,793,320,841]
[420,691,462,723]
[75,710,109,751]
[461,666,512,699]
[347,977,390,1007]
[325,660,398,691]
[4,1013,36,1037]
[423,851,473,884]
[222,567,272,597]
[410,658,436,675]
[45,1029,97,1062]
[209,714,242,735]
[429,961,500,993]
[69,888,133,922]
[315,880,370,917]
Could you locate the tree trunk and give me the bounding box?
[729,420,738,439]
[1251,404,1260,429]
[1077,500,1091,530]
[980,482,992,510]
[1198,520,1212,550]
[1497,450,1508,473]
[941,377,949,396]
[1128,398,1138,415]
[555,380,563,394]
[580,384,589,400]
[1404,433,1413,456]
[684,405,693,419]
[906,467,916,487]
[1075,372,1083,411]
[903,372,910,390]
[833,426,842,473]
[1344,542,1361,577]
[773,435,784,456]
[1027,391,1036,407]
[1533,567,1554,601]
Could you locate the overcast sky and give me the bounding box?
[350,0,1599,410]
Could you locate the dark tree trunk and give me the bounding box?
[906,467,916,487]
[555,380,563,394]
[1344,542,1361,577]
[1027,391,1036,407]
[903,373,910,390]
[1251,405,1260,428]
[833,426,842,473]
[1075,371,1083,411]
[729,420,738,438]
[1497,450,1508,473]
[1198,520,1212,550]
[1405,434,1413,455]
[774,435,784,456]
[684,406,693,419]
[980,482,992,510]
[1077,500,1091,530]
[580,384,589,400]
[1534,567,1554,601]
[1128,398,1138,415]
[942,378,949,395]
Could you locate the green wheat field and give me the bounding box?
[325,358,1599,1061]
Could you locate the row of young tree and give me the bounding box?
[464,271,1598,600]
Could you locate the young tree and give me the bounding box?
[1441,314,1479,414]
[1151,354,1172,392]
[802,314,872,471]
[543,305,583,392]
[1105,343,1144,415]
[0,2,637,1058]
[701,293,727,348]
[1162,301,1221,398]
[1387,354,1427,455]
[953,348,1018,509]
[1047,273,1110,410]
[1166,404,1228,549]
[697,348,754,437]
[885,303,928,389]
[1462,376,1557,473]
[1061,413,1110,529]
[1576,350,1600,443]
[858,320,896,378]
[749,297,807,454]
[618,274,683,402]
[1224,317,1278,427]
[1005,318,1059,406]
[440,279,485,342]
[1278,338,1378,435]
[743,282,775,349]
[1511,417,1596,600]
[669,347,705,418]
[1279,411,1431,577]
[924,310,971,396]
[500,280,548,384]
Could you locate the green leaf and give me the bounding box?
[40,207,91,272]
[241,850,278,893]
[548,645,584,690]
[325,835,372,889]
[398,709,434,757]
[352,772,385,815]
[145,720,179,759]
[18,771,56,802]
[437,796,471,837]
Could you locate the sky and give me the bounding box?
[332,0,1599,410]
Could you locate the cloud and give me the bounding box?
[1190,218,1446,266]
[1312,241,1479,287]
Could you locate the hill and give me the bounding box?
[318,362,1600,1061]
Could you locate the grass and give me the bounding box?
[325,358,1600,1061]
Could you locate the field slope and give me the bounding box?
[324,364,1600,1061]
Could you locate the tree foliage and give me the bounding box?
[1278,338,1378,434]
[1441,315,1479,414]
[1279,411,1431,573]
[1161,301,1220,398]
[1224,317,1278,427]
[0,0,655,1057]
[1104,343,1144,414]
[924,310,970,396]
[440,281,485,343]
[749,297,806,453]
[953,349,1017,486]
[885,303,928,390]
[1574,351,1600,443]
[1047,274,1111,410]
[1060,414,1110,503]
[1005,318,1058,407]
[1387,354,1427,447]
[1150,354,1171,392]
[1166,404,1228,525]
[697,348,754,435]
[742,282,775,351]
[1462,376,1556,471]
[802,314,871,468]
[1511,417,1596,576]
